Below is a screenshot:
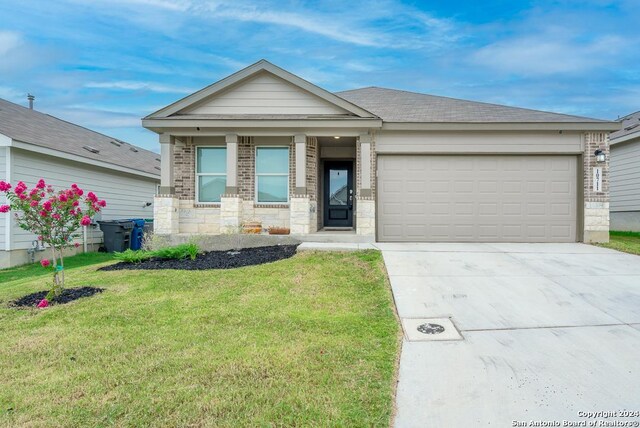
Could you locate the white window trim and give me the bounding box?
[195,145,226,204]
[255,145,290,205]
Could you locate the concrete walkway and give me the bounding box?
[379,243,640,427]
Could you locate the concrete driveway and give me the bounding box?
[379,243,640,427]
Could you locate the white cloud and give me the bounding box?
[472,32,624,75]
[0,31,22,56]
[85,80,196,94]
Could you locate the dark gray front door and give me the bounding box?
[324,161,353,227]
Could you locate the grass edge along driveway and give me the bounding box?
[0,250,401,427]
[596,230,640,256]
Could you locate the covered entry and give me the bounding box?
[377,155,579,242]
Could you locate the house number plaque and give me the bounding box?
[593,167,602,192]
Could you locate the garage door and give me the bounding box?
[377,155,578,242]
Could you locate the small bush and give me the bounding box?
[114,243,200,263]
[151,243,199,261]
[113,249,153,263]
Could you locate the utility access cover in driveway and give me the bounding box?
[401,317,463,341]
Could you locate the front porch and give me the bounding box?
[153,133,376,240]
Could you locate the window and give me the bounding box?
[256,147,289,203]
[196,147,226,203]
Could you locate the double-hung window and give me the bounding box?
[196,147,226,203]
[255,147,289,203]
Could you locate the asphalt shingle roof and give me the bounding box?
[610,111,640,142]
[0,98,160,177]
[336,87,609,123]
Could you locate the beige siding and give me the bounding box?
[10,149,158,250]
[375,131,584,154]
[610,139,640,212]
[0,147,6,249]
[184,72,349,115]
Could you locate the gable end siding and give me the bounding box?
[182,73,350,116]
[611,139,640,212]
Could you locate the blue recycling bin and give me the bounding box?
[128,219,146,250]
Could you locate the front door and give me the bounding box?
[323,161,353,227]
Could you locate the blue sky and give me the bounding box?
[0,0,638,152]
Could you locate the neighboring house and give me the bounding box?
[143,60,619,243]
[610,111,640,231]
[0,98,160,268]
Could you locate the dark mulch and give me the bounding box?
[10,287,104,308]
[99,244,299,271]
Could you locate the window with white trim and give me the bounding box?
[196,147,226,203]
[255,147,289,203]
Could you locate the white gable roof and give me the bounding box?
[146,60,376,119]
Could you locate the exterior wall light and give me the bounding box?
[594,149,606,163]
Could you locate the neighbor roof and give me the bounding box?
[610,111,640,143]
[0,98,160,177]
[336,87,610,124]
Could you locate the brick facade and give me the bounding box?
[174,138,195,200]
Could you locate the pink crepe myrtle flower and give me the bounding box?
[36,179,46,189]
[59,194,68,202]
[80,216,91,226]
[39,210,48,218]
[42,200,53,211]
[18,193,27,200]
[30,200,39,207]
[72,200,79,207]
[98,200,106,208]
[0,181,11,191]
[75,188,84,196]
[40,259,51,267]
[14,181,27,194]
[37,299,49,308]
[87,191,98,203]
[0,205,9,213]
[52,213,61,220]
[74,242,80,248]
[40,192,45,197]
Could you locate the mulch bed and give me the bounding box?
[10,287,104,308]
[99,244,299,271]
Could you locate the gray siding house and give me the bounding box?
[610,111,640,231]
[143,60,619,244]
[0,98,160,268]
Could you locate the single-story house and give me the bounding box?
[142,60,619,243]
[610,111,640,231]
[0,97,160,268]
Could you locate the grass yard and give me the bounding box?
[0,250,400,427]
[596,231,640,255]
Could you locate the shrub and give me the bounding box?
[113,243,200,263]
[0,179,105,301]
[113,249,153,263]
[153,243,199,261]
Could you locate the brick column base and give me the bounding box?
[290,197,316,234]
[220,196,243,233]
[356,199,375,236]
[584,201,610,243]
[154,196,179,234]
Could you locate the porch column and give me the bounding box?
[155,133,179,234]
[294,134,306,194]
[159,133,175,195]
[225,134,239,194]
[356,134,375,237]
[220,134,243,233]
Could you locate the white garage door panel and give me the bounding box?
[377,155,578,242]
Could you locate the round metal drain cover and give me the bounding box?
[417,323,445,335]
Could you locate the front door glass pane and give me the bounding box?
[329,169,348,206]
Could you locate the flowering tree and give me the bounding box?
[0,179,106,301]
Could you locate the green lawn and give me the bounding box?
[596,231,640,255]
[0,250,400,427]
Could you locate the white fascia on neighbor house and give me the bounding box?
[143,60,620,244]
[0,98,160,268]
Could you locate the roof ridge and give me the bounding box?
[336,86,608,122]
